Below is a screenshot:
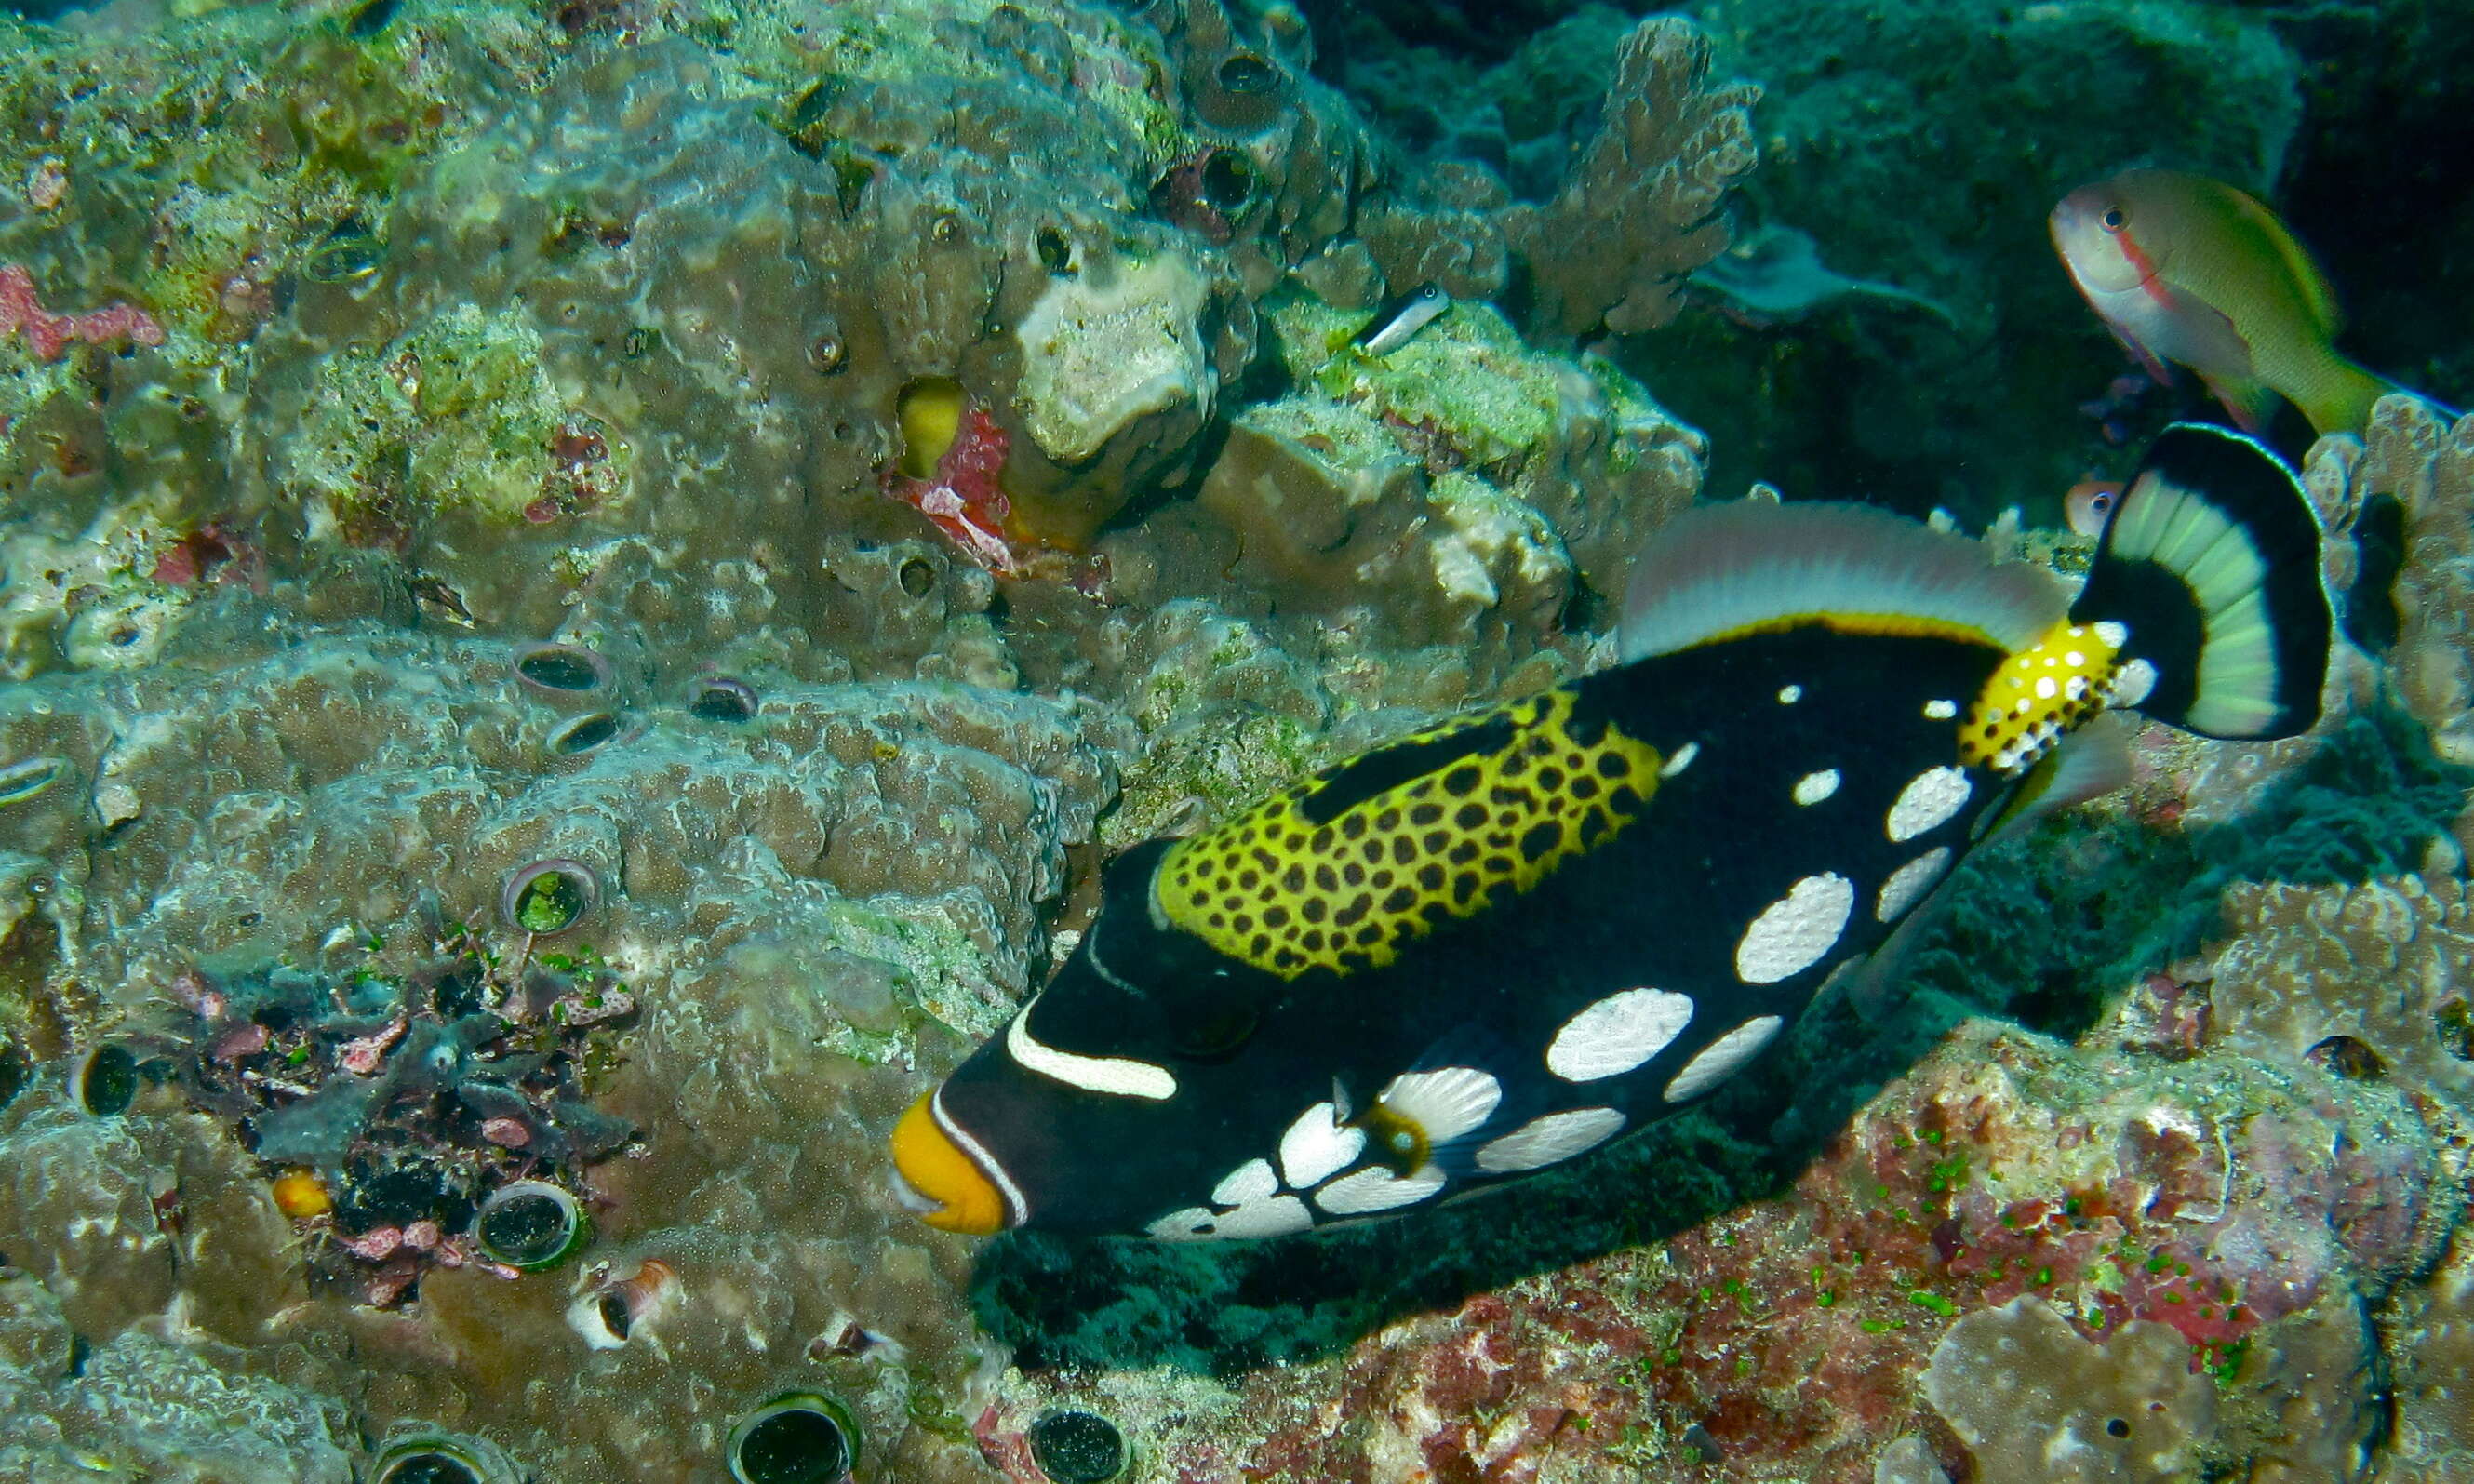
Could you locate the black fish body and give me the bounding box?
[890,425,2333,1239]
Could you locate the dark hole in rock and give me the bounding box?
[515,647,607,692]
[2343,492,2405,653]
[2439,997,2474,1061]
[2306,1034,2387,1081]
[2106,1417,2131,1438]
[899,556,936,598]
[0,1038,27,1112]
[380,1455,481,1484]
[689,678,759,724]
[346,0,400,40]
[1029,1410,1125,1483]
[598,1290,633,1340]
[1217,51,1277,94]
[1036,226,1074,274]
[1200,150,1253,210]
[0,755,64,805]
[79,1045,138,1116]
[735,1405,851,1483]
[551,712,622,755]
[477,1188,577,1266]
[307,231,384,285]
[433,969,486,1020]
[341,1160,467,1232]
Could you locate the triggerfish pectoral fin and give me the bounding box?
[2070,422,2333,741]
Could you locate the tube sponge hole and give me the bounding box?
[1029,1410,1127,1483]
[728,1394,859,1484]
[78,1044,139,1117]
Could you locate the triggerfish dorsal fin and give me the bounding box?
[1620,500,2066,664]
[2069,422,2331,740]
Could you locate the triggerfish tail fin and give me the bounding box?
[2071,422,2332,740]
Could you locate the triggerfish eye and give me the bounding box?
[889,1090,1016,1234]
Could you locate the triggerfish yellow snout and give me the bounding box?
[889,1090,1016,1235]
[2051,167,2390,437]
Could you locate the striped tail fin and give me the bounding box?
[2070,422,2332,740]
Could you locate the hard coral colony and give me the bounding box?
[0,2,2468,1483]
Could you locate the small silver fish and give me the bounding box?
[1351,283,1451,357]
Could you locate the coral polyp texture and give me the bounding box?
[0,0,2468,1481]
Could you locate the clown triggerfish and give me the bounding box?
[890,424,2331,1239]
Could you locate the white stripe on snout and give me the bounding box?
[931,1086,1028,1227]
[1005,998,1178,1100]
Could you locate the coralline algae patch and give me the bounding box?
[978,1019,2462,1483]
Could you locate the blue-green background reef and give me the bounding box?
[0,0,2470,1480]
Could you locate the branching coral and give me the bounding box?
[1499,18,1759,337]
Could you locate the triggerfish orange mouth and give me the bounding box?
[889,1090,1017,1235]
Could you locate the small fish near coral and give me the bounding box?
[1348,282,1452,358]
[2050,167,2395,438]
[891,425,2333,1239]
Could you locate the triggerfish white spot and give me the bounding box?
[1665,1016,1785,1103]
[892,423,2332,1237]
[1545,987,1695,1082]
[1886,768,1972,842]
[1733,874,1855,984]
[1475,1107,1627,1173]
[1876,847,1953,923]
[1315,1163,1447,1215]
[1277,1101,1366,1188]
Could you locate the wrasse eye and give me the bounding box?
[2101,207,2126,232]
[2091,490,2114,515]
